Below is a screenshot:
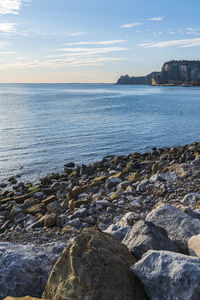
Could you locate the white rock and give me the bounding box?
[131,250,200,300]
[0,241,66,299]
[146,203,200,253]
[181,193,200,209]
[188,234,200,258]
[104,224,131,241]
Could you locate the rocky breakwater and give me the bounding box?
[2,141,200,298]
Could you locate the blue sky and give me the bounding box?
[0,0,200,82]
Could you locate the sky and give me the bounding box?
[0,0,200,83]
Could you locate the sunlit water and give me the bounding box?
[0,83,200,182]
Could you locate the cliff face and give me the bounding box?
[117,72,159,85]
[154,60,200,86]
[117,60,200,86]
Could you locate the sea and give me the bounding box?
[0,83,200,183]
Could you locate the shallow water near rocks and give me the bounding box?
[0,83,200,182]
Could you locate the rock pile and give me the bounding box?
[2,141,200,299]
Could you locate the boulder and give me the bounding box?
[0,242,65,299]
[131,250,200,300]
[146,204,200,253]
[43,228,147,300]
[122,220,179,260]
[188,235,200,258]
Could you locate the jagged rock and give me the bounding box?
[43,228,147,300]
[122,220,179,260]
[146,203,200,253]
[0,242,66,299]
[131,250,200,300]
[188,235,200,258]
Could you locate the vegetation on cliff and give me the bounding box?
[117,60,200,86]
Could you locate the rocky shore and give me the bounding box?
[2,141,200,299]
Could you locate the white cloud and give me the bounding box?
[138,37,200,48]
[0,56,123,69]
[52,47,127,55]
[64,40,126,46]
[120,22,141,28]
[0,23,17,33]
[148,16,164,21]
[67,32,87,37]
[0,0,30,15]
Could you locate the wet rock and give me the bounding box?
[0,241,65,299]
[146,203,200,253]
[123,220,179,260]
[131,250,200,300]
[43,228,147,300]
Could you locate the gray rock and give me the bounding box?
[122,220,179,260]
[146,204,200,253]
[0,241,66,299]
[131,250,200,300]
[104,224,131,241]
[181,193,200,209]
[71,208,88,219]
[191,158,200,168]
[150,172,178,185]
[67,218,81,229]
[105,177,122,190]
[136,179,150,192]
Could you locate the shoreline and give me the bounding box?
[2,140,200,298]
[0,139,200,244]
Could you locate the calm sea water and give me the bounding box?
[0,83,200,183]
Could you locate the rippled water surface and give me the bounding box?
[0,83,200,182]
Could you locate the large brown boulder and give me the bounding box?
[43,228,147,300]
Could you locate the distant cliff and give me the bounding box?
[117,60,200,86]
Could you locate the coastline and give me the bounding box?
[1,140,200,243]
[1,140,200,298]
